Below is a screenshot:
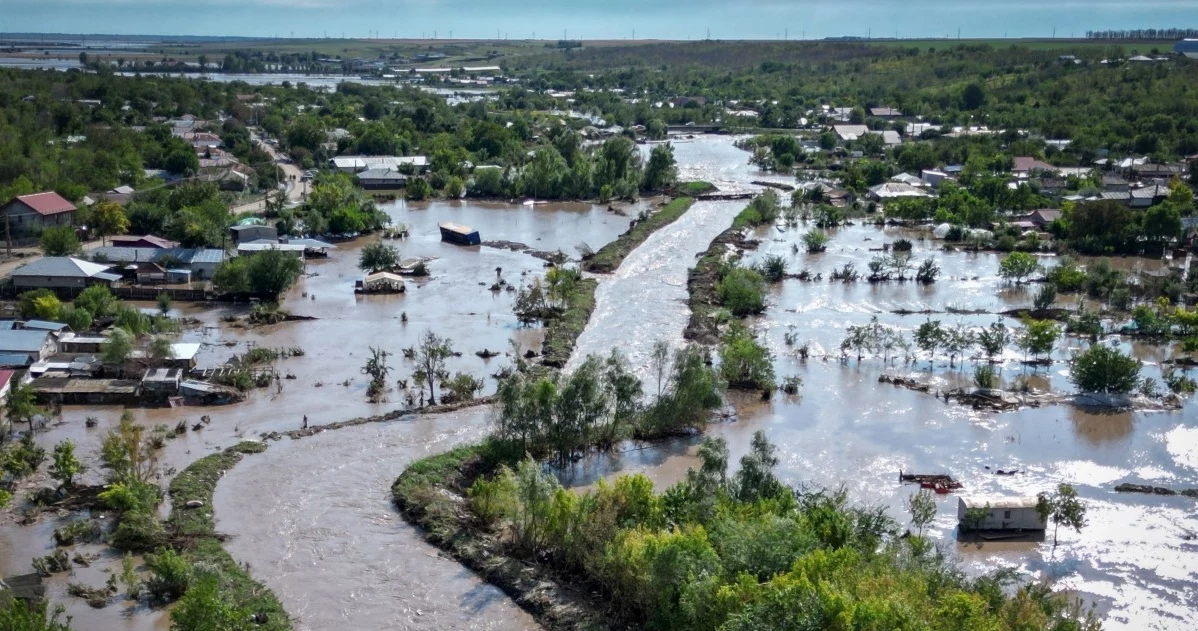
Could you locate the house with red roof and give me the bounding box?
[1,192,77,237]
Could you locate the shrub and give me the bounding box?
[1069,344,1141,394]
[802,229,829,253]
[144,548,193,603]
[53,519,102,546]
[717,267,767,316]
[756,254,787,283]
[974,365,999,389]
[1033,284,1056,310]
[110,510,168,552]
[719,323,775,391]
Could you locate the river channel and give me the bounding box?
[2,135,1195,630]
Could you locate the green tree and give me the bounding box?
[1018,319,1059,362]
[212,257,250,294]
[5,381,44,435]
[732,430,783,503]
[40,225,81,256]
[961,83,985,110]
[907,489,937,536]
[998,251,1040,284]
[642,143,678,191]
[406,176,433,201]
[17,289,57,319]
[1069,344,1141,394]
[1036,483,1087,547]
[31,293,62,321]
[976,319,1010,360]
[718,323,775,391]
[148,336,175,366]
[717,267,767,316]
[412,330,453,404]
[246,250,304,297]
[103,328,135,370]
[359,242,400,273]
[91,199,130,245]
[915,318,946,365]
[170,577,251,631]
[75,284,116,318]
[49,439,83,488]
[0,600,74,631]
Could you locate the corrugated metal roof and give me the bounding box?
[12,257,113,278]
[13,192,75,216]
[21,320,69,332]
[190,249,225,264]
[0,330,50,353]
[0,353,32,367]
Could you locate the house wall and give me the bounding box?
[12,275,88,290]
[957,503,1046,531]
[1,201,75,237]
[190,262,219,280]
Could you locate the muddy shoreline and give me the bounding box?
[391,446,625,631]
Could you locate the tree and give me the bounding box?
[1069,344,1141,394]
[1018,319,1059,362]
[907,489,937,536]
[31,293,62,321]
[961,83,985,110]
[5,381,44,435]
[976,319,1010,361]
[650,340,671,398]
[732,430,783,503]
[1036,483,1087,547]
[212,257,250,294]
[642,143,678,191]
[412,330,453,404]
[719,323,775,391]
[40,225,81,256]
[246,250,304,297]
[91,199,130,245]
[362,346,391,401]
[171,577,251,631]
[49,439,83,488]
[76,284,116,318]
[914,318,946,366]
[359,242,400,273]
[998,251,1040,284]
[717,267,767,316]
[148,336,175,366]
[103,328,135,371]
[406,177,433,201]
[0,600,74,631]
[1033,284,1057,310]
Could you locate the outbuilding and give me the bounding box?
[1,192,76,237]
[957,496,1046,532]
[10,257,119,290]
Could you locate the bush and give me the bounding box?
[802,229,829,253]
[756,254,787,283]
[719,323,775,391]
[717,267,767,316]
[40,225,82,256]
[974,365,999,389]
[145,547,193,603]
[1033,284,1056,310]
[110,510,168,552]
[1069,344,1141,394]
[53,519,102,546]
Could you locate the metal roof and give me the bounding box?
[12,257,113,279]
[0,353,32,367]
[21,320,69,332]
[12,192,75,216]
[171,343,201,361]
[959,496,1041,510]
[0,330,51,353]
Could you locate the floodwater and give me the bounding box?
[0,198,634,629]
[212,408,538,631]
[2,134,1195,631]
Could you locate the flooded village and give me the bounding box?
[1,33,1197,631]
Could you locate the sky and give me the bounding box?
[4,0,1198,40]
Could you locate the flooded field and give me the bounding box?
[2,135,1195,631]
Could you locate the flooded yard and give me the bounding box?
[2,135,1195,631]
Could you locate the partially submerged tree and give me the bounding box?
[359,242,400,274]
[5,381,44,435]
[1036,483,1087,547]
[412,330,453,405]
[1069,344,1141,394]
[49,439,84,488]
[907,489,937,537]
[998,251,1040,284]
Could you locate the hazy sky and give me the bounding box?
[5,0,1198,40]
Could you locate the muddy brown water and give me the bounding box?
[3,135,1196,631]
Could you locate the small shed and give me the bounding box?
[169,343,201,370]
[957,496,1046,532]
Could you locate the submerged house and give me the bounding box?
[957,496,1046,532]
